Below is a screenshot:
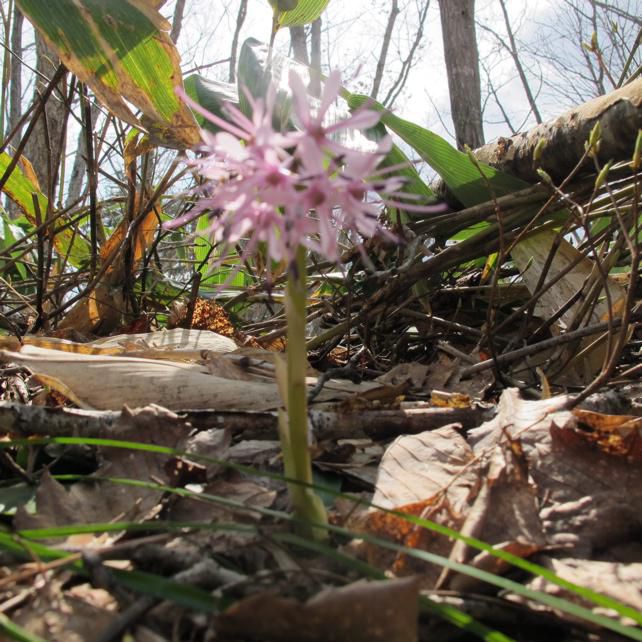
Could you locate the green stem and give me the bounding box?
[282,245,328,540]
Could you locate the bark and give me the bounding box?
[0,400,491,442]
[309,17,322,97]
[371,0,399,100]
[437,0,484,149]
[170,0,186,44]
[473,76,642,183]
[23,33,67,198]
[229,0,248,82]
[289,25,309,65]
[65,101,100,208]
[7,5,24,140]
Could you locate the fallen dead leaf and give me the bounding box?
[216,577,419,642]
[14,405,193,535]
[520,557,642,623]
[10,578,116,642]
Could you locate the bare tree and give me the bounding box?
[371,0,400,100]
[437,0,484,148]
[478,0,543,124]
[229,0,248,82]
[531,0,642,105]
[310,18,322,96]
[6,4,23,141]
[23,33,68,200]
[381,0,431,108]
[65,100,100,207]
[170,0,186,44]
[289,25,310,65]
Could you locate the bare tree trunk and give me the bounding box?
[229,0,248,82]
[310,17,322,97]
[371,0,399,100]
[289,25,309,65]
[170,0,186,44]
[437,0,484,149]
[66,102,100,208]
[497,0,542,124]
[7,5,24,141]
[23,33,67,200]
[382,0,431,108]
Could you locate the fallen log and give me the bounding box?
[473,76,642,183]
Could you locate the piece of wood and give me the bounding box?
[473,77,642,183]
[0,401,493,441]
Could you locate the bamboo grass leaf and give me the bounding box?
[16,0,200,148]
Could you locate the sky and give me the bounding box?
[162,0,562,146]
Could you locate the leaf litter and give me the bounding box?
[1,322,642,642]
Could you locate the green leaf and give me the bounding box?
[277,0,330,26]
[183,75,239,131]
[347,94,529,207]
[236,38,434,215]
[16,0,199,148]
[0,216,28,280]
[361,120,435,222]
[237,39,295,129]
[0,153,89,267]
[269,0,299,11]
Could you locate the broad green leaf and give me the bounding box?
[183,75,240,132]
[347,94,529,207]
[237,38,295,128]
[16,0,199,148]
[0,153,89,267]
[236,39,435,215]
[277,0,330,26]
[194,214,247,287]
[268,0,299,11]
[1,216,28,280]
[362,120,435,222]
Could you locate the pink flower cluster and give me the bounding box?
[170,70,423,270]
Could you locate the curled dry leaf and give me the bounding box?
[359,388,642,608]
[16,0,200,148]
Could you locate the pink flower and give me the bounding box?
[289,70,381,172]
[168,70,442,279]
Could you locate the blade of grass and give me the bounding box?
[24,473,642,639]
[0,613,49,642]
[5,436,642,633]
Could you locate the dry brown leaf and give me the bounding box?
[430,390,472,408]
[376,363,430,389]
[511,230,627,383]
[522,557,642,620]
[10,580,116,642]
[14,405,191,533]
[167,474,276,524]
[357,426,477,582]
[216,577,419,642]
[469,389,642,559]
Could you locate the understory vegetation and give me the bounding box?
[0,1,641,640]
